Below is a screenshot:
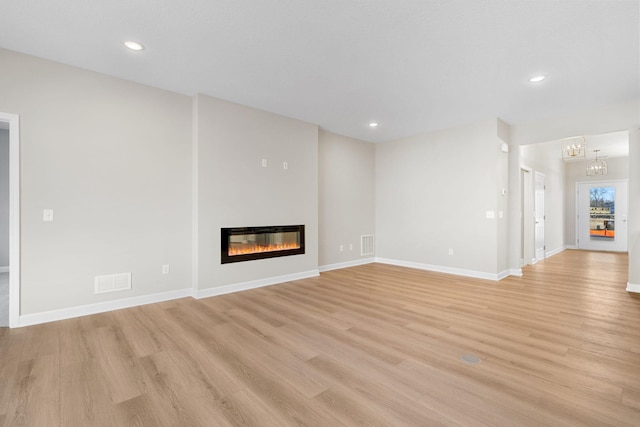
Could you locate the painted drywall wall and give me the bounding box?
[628,128,640,288]
[0,48,192,315]
[194,94,318,289]
[376,119,507,276]
[564,156,629,246]
[509,101,640,284]
[0,129,8,267]
[496,119,510,273]
[318,130,375,267]
[519,141,566,256]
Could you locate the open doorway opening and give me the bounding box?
[0,112,20,328]
[518,130,629,273]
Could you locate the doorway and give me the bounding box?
[577,180,628,252]
[0,112,20,328]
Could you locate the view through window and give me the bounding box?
[589,187,615,241]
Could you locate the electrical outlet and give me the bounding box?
[339,245,344,252]
[349,243,353,251]
[162,264,170,275]
[261,159,267,167]
[283,161,288,170]
[448,248,454,256]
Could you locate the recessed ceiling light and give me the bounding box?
[529,75,546,83]
[369,122,379,127]
[124,41,144,51]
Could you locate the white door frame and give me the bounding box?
[520,166,534,266]
[0,112,20,328]
[534,171,545,263]
[576,179,628,252]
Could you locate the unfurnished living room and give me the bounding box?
[0,1,639,426]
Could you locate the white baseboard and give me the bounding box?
[545,246,567,258]
[496,270,510,280]
[565,245,578,250]
[195,269,320,299]
[15,269,321,327]
[627,283,640,293]
[18,288,195,327]
[374,257,506,281]
[319,258,375,272]
[0,266,8,273]
[509,268,523,277]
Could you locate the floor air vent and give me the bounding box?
[460,354,481,365]
[361,235,374,256]
[95,272,132,294]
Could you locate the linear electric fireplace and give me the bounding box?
[221,225,305,264]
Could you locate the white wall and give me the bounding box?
[0,129,8,267]
[0,48,193,315]
[519,141,566,256]
[496,119,510,273]
[194,94,319,290]
[376,119,509,277]
[318,130,375,267]
[564,156,629,246]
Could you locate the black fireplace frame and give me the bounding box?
[221,225,305,264]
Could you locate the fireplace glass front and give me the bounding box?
[221,225,305,264]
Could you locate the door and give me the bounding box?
[521,167,534,266]
[534,172,545,261]
[577,180,628,252]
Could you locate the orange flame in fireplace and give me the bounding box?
[228,242,300,256]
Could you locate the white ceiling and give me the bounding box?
[0,1,638,143]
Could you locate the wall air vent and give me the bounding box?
[361,235,375,256]
[95,272,132,294]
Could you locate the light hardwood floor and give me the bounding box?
[1,250,638,426]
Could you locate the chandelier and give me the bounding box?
[561,136,586,159]
[586,150,607,176]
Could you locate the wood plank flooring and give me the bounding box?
[1,250,638,426]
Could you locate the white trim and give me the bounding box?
[509,269,523,277]
[374,257,506,281]
[496,270,510,280]
[17,288,194,327]
[565,245,578,250]
[627,283,640,293]
[15,269,321,327]
[545,245,567,258]
[319,258,375,272]
[0,266,8,273]
[0,112,20,328]
[195,269,320,299]
[520,165,534,270]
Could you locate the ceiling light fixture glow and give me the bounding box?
[529,75,546,83]
[369,122,379,127]
[124,41,144,51]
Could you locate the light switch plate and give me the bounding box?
[43,209,54,222]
